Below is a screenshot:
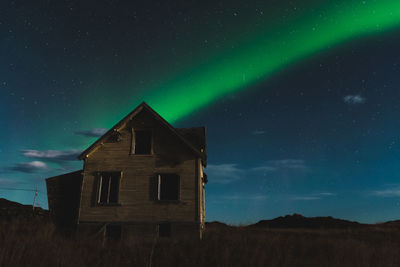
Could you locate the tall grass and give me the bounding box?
[1,219,400,267]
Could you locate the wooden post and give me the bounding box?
[32,187,38,211]
[130,127,135,155]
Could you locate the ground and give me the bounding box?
[1,211,400,266]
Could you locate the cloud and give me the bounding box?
[206,164,245,184]
[75,127,108,137]
[269,159,307,169]
[252,130,265,135]
[372,188,400,197]
[317,192,336,196]
[208,193,268,203]
[343,95,366,105]
[220,194,268,201]
[290,192,336,201]
[9,161,47,173]
[261,159,308,170]
[291,196,320,201]
[22,149,82,161]
[250,166,277,172]
[206,159,308,184]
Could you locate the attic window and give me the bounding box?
[98,172,121,205]
[157,174,180,201]
[134,130,152,154]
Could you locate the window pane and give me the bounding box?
[109,175,120,203]
[99,176,110,203]
[134,130,152,154]
[159,174,179,201]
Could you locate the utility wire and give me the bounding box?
[0,187,43,192]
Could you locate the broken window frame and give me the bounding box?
[97,171,122,205]
[156,173,180,201]
[131,129,153,155]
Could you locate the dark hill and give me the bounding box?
[205,221,230,229]
[378,220,400,228]
[248,213,364,229]
[0,198,49,220]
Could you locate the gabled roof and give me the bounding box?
[78,102,206,165]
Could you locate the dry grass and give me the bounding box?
[1,219,400,267]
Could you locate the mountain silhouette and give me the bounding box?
[0,198,48,220]
[248,213,364,229]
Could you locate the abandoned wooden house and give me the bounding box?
[46,102,207,240]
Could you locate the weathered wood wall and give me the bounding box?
[78,109,201,224]
[198,159,205,225]
[46,170,82,227]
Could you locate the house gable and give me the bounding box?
[78,102,206,165]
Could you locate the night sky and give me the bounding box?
[1,0,400,224]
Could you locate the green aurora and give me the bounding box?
[133,0,400,123]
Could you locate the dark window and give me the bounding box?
[98,172,120,205]
[134,130,152,154]
[158,223,171,237]
[106,224,122,241]
[157,174,180,201]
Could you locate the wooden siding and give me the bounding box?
[46,170,82,226]
[78,109,200,223]
[198,159,205,224]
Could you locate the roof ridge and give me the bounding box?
[78,102,206,163]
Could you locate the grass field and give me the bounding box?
[1,218,400,267]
